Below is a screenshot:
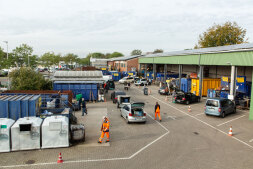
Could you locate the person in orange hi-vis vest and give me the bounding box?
[154,102,162,122]
[98,116,110,143]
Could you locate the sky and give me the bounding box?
[0,0,253,58]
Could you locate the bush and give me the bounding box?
[9,67,52,90]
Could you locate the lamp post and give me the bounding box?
[3,41,9,89]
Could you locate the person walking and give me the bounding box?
[98,116,110,143]
[82,98,87,116]
[154,102,162,122]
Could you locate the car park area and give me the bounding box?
[1,81,253,169]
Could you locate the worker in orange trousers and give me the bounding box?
[98,116,110,143]
[154,102,162,122]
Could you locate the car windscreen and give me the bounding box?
[206,100,219,107]
[121,97,130,103]
[131,108,144,116]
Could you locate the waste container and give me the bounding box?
[144,87,148,95]
[0,118,15,152]
[11,117,43,151]
[70,124,85,142]
[42,116,69,149]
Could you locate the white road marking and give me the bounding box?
[195,113,204,116]
[249,139,253,143]
[0,94,170,168]
[167,116,176,120]
[133,87,253,150]
[217,115,246,126]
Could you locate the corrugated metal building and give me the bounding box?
[52,71,104,101]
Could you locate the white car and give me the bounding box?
[134,79,148,86]
[119,77,134,84]
[120,102,146,123]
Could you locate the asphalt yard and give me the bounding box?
[1,83,253,169]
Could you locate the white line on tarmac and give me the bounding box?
[195,113,204,116]
[249,139,253,143]
[217,115,246,127]
[133,87,253,150]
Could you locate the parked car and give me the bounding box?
[117,95,131,108]
[119,77,134,84]
[205,98,236,118]
[174,91,200,104]
[111,91,126,103]
[158,86,169,95]
[120,102,146,123]
[135,79,148,86]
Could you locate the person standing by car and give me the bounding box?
[98,116,110,143]
[154,102,162,122]
[82,98,87,116]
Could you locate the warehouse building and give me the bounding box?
[139,43,253,120]
[107,55,142,72]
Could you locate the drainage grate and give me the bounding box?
[25,160,35,164]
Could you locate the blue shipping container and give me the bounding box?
[21,95,32,118]
[29,95,41,117]
[109,71,121,81]
[9,95,27,120]
[0,95,14,118]
[236,76,246,93]
[181,78,192,93]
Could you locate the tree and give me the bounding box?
[63,53,78,68]
[40,52,62,67]
[12,44,38,68]
[131,49,142,56]
[107,52,123,58]
[9,67,52,90]
[153,49,163,54]
[196,21,247,48]
[87,53,105,59]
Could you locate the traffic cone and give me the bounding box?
[188,106,191,112]
[149,89,151,95]
[228,126,233,136]
[165,96,168,101]
[57,153,63,163]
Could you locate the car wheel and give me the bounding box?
[186,101,190,105]
[221,112,225,118]
[142,121,146,124]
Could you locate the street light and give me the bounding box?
[3,41,9,90]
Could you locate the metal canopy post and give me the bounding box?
[230,65,236,99]
[164,64,167,82]
[250,68,253,120]
[199,65,204,99]
[153,64,156,81]
[178,65,182,90]
[145,64,147,78]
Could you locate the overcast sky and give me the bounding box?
[0,0,253,58]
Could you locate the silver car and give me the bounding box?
[120,102,146,123]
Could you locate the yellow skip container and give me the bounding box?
[191,78,221,96]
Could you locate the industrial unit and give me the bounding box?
[138,43,253,119]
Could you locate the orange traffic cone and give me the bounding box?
[57,153,63,163]
[165,96,168,101]
[148,89,151,95]
[188,106,191,112]
[228,126,233,136]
